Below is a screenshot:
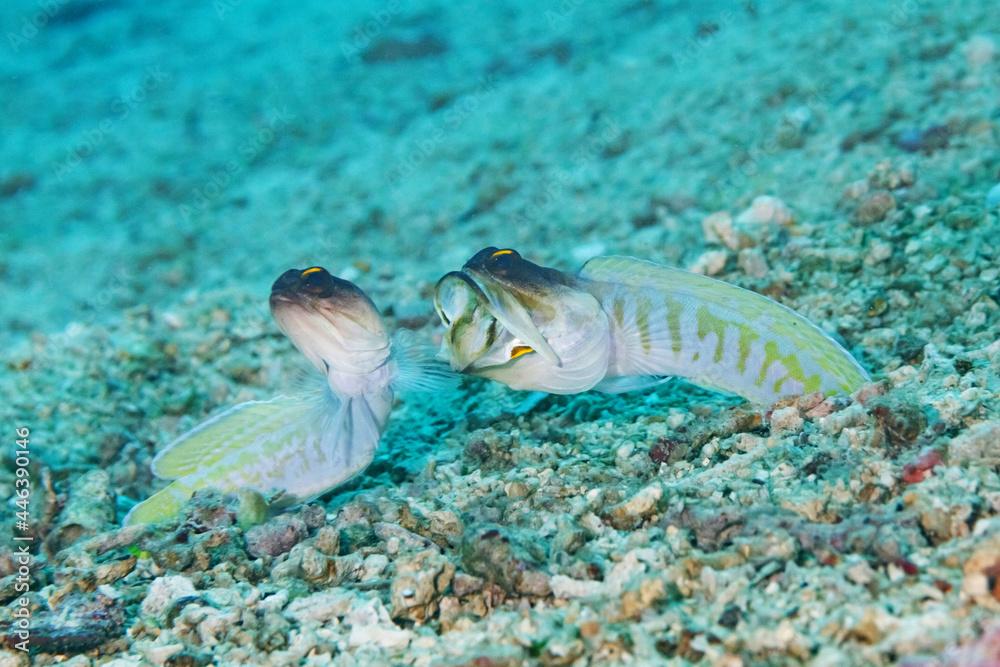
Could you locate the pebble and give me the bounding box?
[460,524,550,596]
[853,190,896,224]
[141,643,184,666]
[770,406,804,433]
[962,35,997,68]
[550,575,606,599]
[689,249,729,276]
[818,402,867,435]
[49,470,116,553]
[737,247,769,278]
[284,590,353,625]
[961,533,1000,609]
[893,126,949,154]
[865,240,893,265]
[0,650,29,667]
[451,572,485,596]
[344,598,412,648]
[348,624,412,650]
[702,211,742,249]
[389,549,455,622]
[141,575,197,619]
[362,553,389,581]
[845,559,877,586]
[245,515,308,559]
[735,195,793,226]
[605,483,663,530]
[949,421,1000,466]
[921,255,948,274]
[887,365,918,386]
[270,544,335,584]
[868,160,915,190]
[161,311,184,330]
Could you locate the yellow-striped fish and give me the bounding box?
[125,267,447,526]
[433,248,869,403]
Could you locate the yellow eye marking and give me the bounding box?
[509,345,534,360]
[491,249,514,257]
[301,267,323,277]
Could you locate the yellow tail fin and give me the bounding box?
[123,480,194,526]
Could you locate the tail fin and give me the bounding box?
[123,479,195,527]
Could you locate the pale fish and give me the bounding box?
[433,247,869,403]
[125,267,447,526]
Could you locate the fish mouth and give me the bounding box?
[457,250,564,367]
[433,270,486,324]
[433,248,573,371]
[433,271,490,373]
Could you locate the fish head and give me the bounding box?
[269,266,391,377]
[433,247,611,393]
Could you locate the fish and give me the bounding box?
[433,247,870,404]
[124,266,449,526]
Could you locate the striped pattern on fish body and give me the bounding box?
[124,390,391,526]
[123,266,421,527]
[580,256,870,404]
[161,392,390,500]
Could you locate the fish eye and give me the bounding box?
[490,249,518,263]
[300,267,331,294]
[509,345,534,360]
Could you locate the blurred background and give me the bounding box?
[3,0,995,351]
[1,5,998,663]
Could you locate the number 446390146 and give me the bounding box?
[14,427,31,523]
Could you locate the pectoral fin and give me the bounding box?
[391,329,459,393]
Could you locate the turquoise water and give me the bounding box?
[2,0,999,664]
[9,0,993,348]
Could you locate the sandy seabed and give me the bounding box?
[1,0,998,665]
